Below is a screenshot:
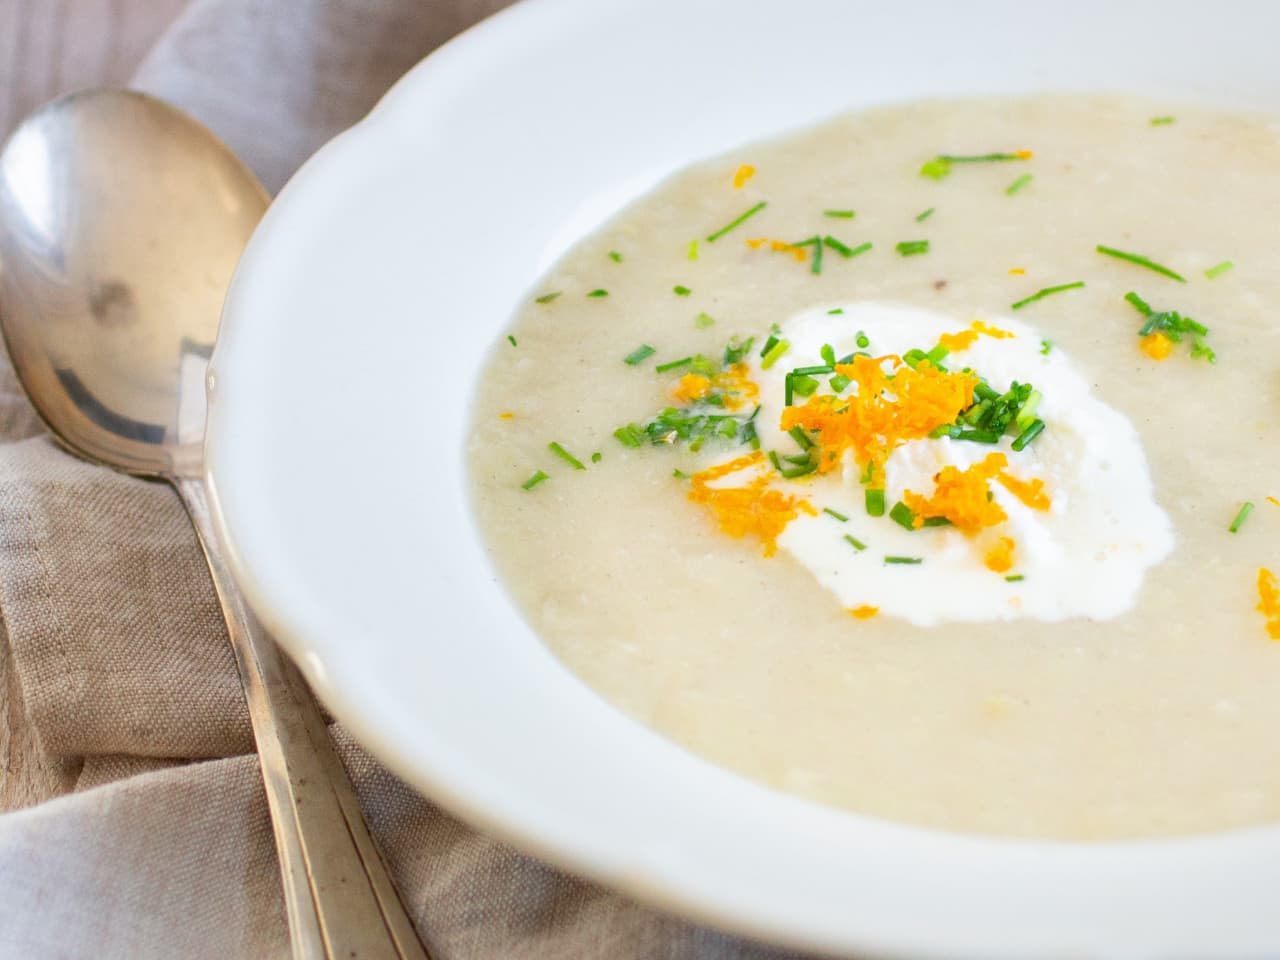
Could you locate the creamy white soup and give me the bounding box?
[468,96,1280,840]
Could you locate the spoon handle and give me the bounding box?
[176,477,431,960]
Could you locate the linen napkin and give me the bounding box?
[0,2,817,957]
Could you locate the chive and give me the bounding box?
[535,292,561,304]
[828,308,844,315]
[791,365,834,376]
[843,534,866,551]
[824,507,849,522]
[1010,281,1085,310]
[548,442,586,470]
[1096,245,1185,282]
[896,240,929,256]
[695,312,716,328]
[1005,574,1025,582]
[792,235,824,274]
[824,209,856,219]
[613,424,644,447]
[845,241,873,259]
[507,335,518,347]
[915,207,936,222]
[919,157,951,180]
[591,452,602,463]
[1039,339,1053,355]
[624,344,656,365]
[760,339,791,369]
[673,285,692,296]
[921,516,952,527]
[723,336,754,365]
[521,470,549,490]
[687,239,699,260]
[779,460,817,479]
[889,501,917,530]
[1011,418,1046,451]
[939,152,1028,163]
[1014,390,1043,431]
[790,374,819,398]
[865,487,886,517]
[821,344,837,366]
[902,348,928,369]
[706,201,767,242]
[608,250,623,262]
[829,373,851,393]
[856,331,870,348]
[788,425,814,450]
[655,356,692,373]
[1229,502,1255,533]
[587,289,609,298]
[926,344,950,365]
[1150,116,1176,125]
[1205,260,1234,279]
[884,556,923,565]
[823,235,857,257]
[954,428,1002,444]
[1005,173,1034,196]
[1123,291,1154,316]
[672,468,690,480]
[760,334,779,356]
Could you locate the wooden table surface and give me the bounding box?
[0,0,190,812]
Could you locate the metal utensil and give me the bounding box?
[0,89,429,960]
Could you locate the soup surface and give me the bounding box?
[468,96,1280,840]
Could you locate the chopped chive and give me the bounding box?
[896,240,929,256]
[828,373,851,393]
[723,336,755,365]
[824,209,856,219]
[824,507,849,522]
[1005,173,1034,196]
[791,235,824,274]
[915,207,936,222]
[591,452,602,463]
[1010,281,1085,310]
[760,339,791,369]
[535,291,562,304]
[1096,245,1186,282]
[827,307,844,315]
[788,425,815,450]
[1005,574,1025,582]
[695,312,716,328]
[548,442,586,470]
[687,239,699,260]
[1229,502,1255,533]
[521,470,549,490]
[1124,291,1153,316]
[889,501,917,531]
[821,344,837,366]
[507,335,518,347]
[954,428,1002,444]
[921,516,952,527]
[791,365,833,376]
[789,374,819,398]
[856,331,870,348]
[919,157,951,180]
[844,534,867,551]
[608,250,624,262]
[655,356,693,373]
[1011,418,1046,452]
[587,288,609,298]
[865,487,886,517]
[1150,116,1176,126]
[939,152,1029,163]
[884,556,923,565]
[672,468,690,479]
[624,344,656,365]
[926,344,950,365]
[673,285,692,296]
[706,201,767,242]
[613,424,644,447]
[845,241,873,259]
[1205,260,1234,279]
[822,235,857,257]
[1040,339,1053,355]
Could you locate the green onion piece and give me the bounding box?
[823,235,857,257]
[844,534,867,551]
[856,331,870,348]
[1014,390,1043,431]
[672,468,690,480]
[655,356,693,373]
[824,209,856,219]
[1096,245,1186,282]
[760,339,791,369]
[1005,173,1034,196]
[896,240,929,256]
[1123,291,1154,316]
[613,424,644,448]
[915,207,936,222]
[587,289,609,298]
[760,334,779,356]
[884,556,923,565]
[845,241,873,259]
[1011,418,1046,451]
[705,201,767,243]
[791,365,834,376]
[919,157,951,180]
[521,470,549,490]
[687,239,699,260]
[1150,116,1176,125]
[791,235,825,275]
[1229,502,1255,533]
[1010,281,1085,310]
[779,461,817,479]
[955,428,1002,444]
[624,344,656,365]
[821,344,837,366]
[865,487,886,517]
[939,152,1029,163]
[790,374,819,398]
[921,516,952,527]
[1191,337,1217,363]
[889,501,917,531]
[1039,339,1053,356]
[591,452,602,463]
[789,425,814,450]
[1205,260,1234,279]
[673,285,692,296]
[827,308,844,315]
[608,250,623,262]
[507,335,518,347]
[926,343,950,365]
[723,336,754,366]
[902,348,928,370]
[548,442,586,470]
[695,312,716,328]
[824,507,849,522]
[829,373,851,393]
[1005,574,1025,582]
[535,292,561,304]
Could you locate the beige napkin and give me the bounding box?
[0,2,818,957]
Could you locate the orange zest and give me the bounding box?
[902,453,1009,533]
[983,536,1016,573]
[732,164,756,188]
[687,452,816,557]
[1140,331,1173,361]
[848,605,880,619]
[779,355,978,480]
[746,237,808,262]
[997,472,1051,511]
[1259,568,1280,640]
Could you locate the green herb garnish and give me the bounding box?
[1123,291,1216,362]
[828,307,844,315]
[823,507,849,522]
[865,487,886,517]
[1005,574,1025,582]
[687,239,699,260]
[624,344,656,365]
[896,239,929,256]
[822,235,858,257]
[1040,339,1053,355]
[889,501,917,531]
[824,209,856,219]
[548,442,586,470]
[1096,244,1185,282]
[608,250,623,262]
[884,556,923,565]
[587,288,610,298]
[1010,281,1085,310]
[507,335,518,347]
[1150,116,1176,126]
[521,470,549,490]
[1205,260,1234,279]
[760,338,792,369]
[706,201,767,242]
[1005,173,1033,196]
[535,291,561,304]
[845,241,873,259]
[844,534,867,551]
[613,424,645,448]
[1011,418,1046,452]
[673,285,692,296]
[654,356,693,373]
[915,207,936,222]
[856,331,870,348]
[723,336,755,366]
[1229,502,1255,533]
[695,312,716,328]
[591,452,603,463]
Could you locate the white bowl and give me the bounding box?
[206,2,1280,956]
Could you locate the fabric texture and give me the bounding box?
[0,2,821,957]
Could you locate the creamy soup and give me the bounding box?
[468,96,1280,840]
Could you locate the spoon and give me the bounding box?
[0,89,429,960]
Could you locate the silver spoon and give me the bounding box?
[0,89,429,960]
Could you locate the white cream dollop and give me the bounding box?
[743,301,1173,626]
